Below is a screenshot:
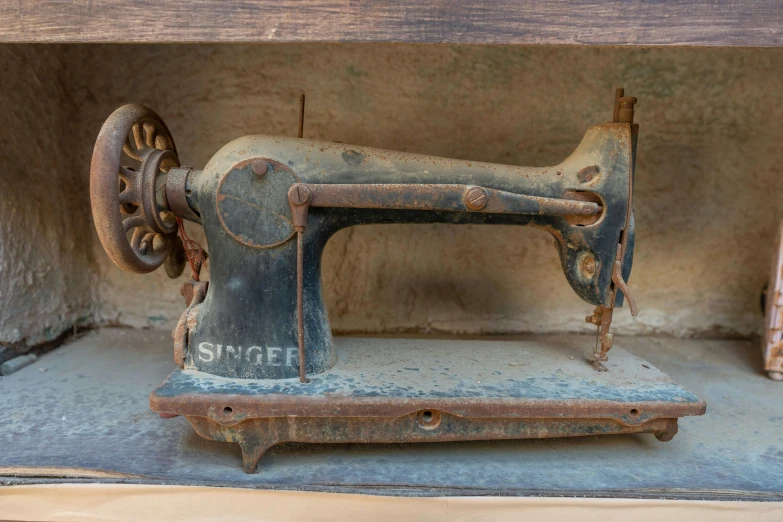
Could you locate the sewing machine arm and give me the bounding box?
[91,105,636,379]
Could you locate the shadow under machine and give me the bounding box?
[90,90,705,473]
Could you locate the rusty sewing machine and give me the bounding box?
[90,89,705,472]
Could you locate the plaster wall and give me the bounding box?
[0,46,96,349]
[2,44,782,344]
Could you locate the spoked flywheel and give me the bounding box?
[90,104,184,274]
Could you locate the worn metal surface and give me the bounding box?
[165,166,201,224]
[87,98,653,470]
[588,89,638,363]
[0,329,777,498]
[298,93,305,139]
[151,337,703,472]
[186,415,680,474]
[89,98,637,381]
[285,173,627,371]
[163,236,187,279]
[88,99,653,471]
[173,280,209,366]
[617,97,638,124]
[299,183,602,216]
[153,338,704,415]
[176,122,636,380]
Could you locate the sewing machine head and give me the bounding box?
[91,93,639,381]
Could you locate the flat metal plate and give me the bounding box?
[151,338,703,473]
[152,337,704,419]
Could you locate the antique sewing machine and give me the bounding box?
[90,89,705,472]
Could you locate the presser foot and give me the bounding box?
[150,337,705,473]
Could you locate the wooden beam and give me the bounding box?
[1,0,782,46]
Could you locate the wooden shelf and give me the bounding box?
[2,1,782,46]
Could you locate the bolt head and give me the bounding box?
[578,165,600,184]
[464,187,488,211]
[252,160,269,176]
[288,184,311,205]
[580,254,596,278]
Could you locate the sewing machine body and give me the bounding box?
[89,92,705,472]
[188,124,633,379]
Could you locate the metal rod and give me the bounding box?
[298,93,305,139]
[296,228,307,383]
[612,87,624,123]
[300,183,602,217]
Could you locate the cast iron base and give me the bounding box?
[151,337,706,473]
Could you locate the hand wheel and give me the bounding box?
[90,104,182,274]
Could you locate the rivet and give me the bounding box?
[252,160,268,176]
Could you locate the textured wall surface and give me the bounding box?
[0,46,96,348]
[2,44,782,344]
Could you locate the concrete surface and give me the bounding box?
[0,328,781,499]
[2,45,783,344]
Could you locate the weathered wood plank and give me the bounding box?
[1,0,781,46]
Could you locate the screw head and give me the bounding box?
[251,160,268,176]
[580,254,596,278]
[578,165,600,184]
[464,187,488,211]
[288,184,311,205]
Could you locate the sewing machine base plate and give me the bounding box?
[151,337,705,473]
